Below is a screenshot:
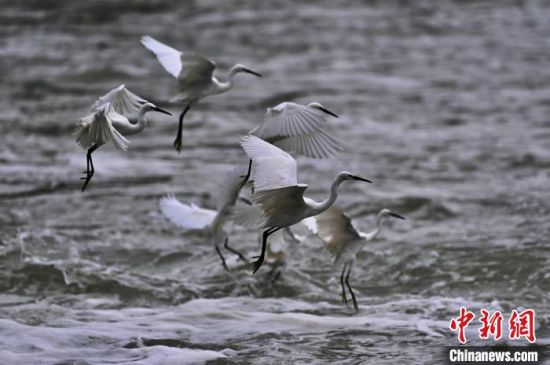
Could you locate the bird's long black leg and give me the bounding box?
[81,144,99,192]
[173,105,191,153]
[345,261,358,312]
[250,227,280,274]
[239,159,253,188]
[224,237,249,263]
[215,244,229,271]
[340,263,348,304]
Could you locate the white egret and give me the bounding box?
[74,85,171,192]
[237,135,372,274]
[250,101,343,159]
[159,162,252,270]
[303,207,405,311]
[262,227,302,283]
[140,35,262,153]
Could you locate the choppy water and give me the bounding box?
[1,1,550,364]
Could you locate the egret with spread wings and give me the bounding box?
[250,101,343,159]
[74,85,171,192]
[159,163,251,270]
[303,206,405,311]
[141,35,262,153]
[237,135,372,274]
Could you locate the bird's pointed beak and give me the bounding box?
[152,106,172,116]
[389,212,406,220]
[350,175,372,183]
[318,106,339,118]
[242,68,262,77]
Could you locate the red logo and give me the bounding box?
[449,307,475,344]
[478,309,503,340]
[509,309,536,343]
[450,308,536,344]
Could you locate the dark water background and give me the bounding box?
[1,1,549,363]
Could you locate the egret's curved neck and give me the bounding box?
[360,213,384,241]
[307,176,344,216]
[119,109,148,136]
[215,66,239,93]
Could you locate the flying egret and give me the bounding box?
[74,85,171,192]
[140,35,262,153]
[159,162,252,270]
[303,207,405,311]
[237,135,372,274]
[250,101,343,159]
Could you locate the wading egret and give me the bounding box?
[237,135,372,274]
[140,35,262,153]
[262,227,302,283]
[303,207,405,311]
[74,86,171,192]
[250,102,343,159]
[159,162,251,270]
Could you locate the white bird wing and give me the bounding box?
[216,165,247,212]
[177,53,216,88]
[74,103,130,152]
[252,185,309,226]
[91,84,147,116]
[141,35,183,78]
[272,128,344,159]
[141,35,215,87]
[253,102,324,136]
[240,135,298,191]
[159,194,217,230]
[304,204,361,256]
[250,102,344,158]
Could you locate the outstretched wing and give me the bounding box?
[159,194,217,230]
[216,164,248,212]
[240,135,298,191]
[141,35,215,86]
[178,53,216,88]
[272,128,343,159]
[250,102,343,158]
[91,84,147,116]
[74,103,130,152]
[303,203,361,256]
[141,35,183,78]
[252,185,309,227]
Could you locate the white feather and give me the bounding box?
[250,102,344,159]
[74,103,130,152]
[240,135,297,191]
[141,35,183,79]
[159,194,217,230]
[91,84,147,116]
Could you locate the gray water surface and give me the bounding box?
[1,1,549,364]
